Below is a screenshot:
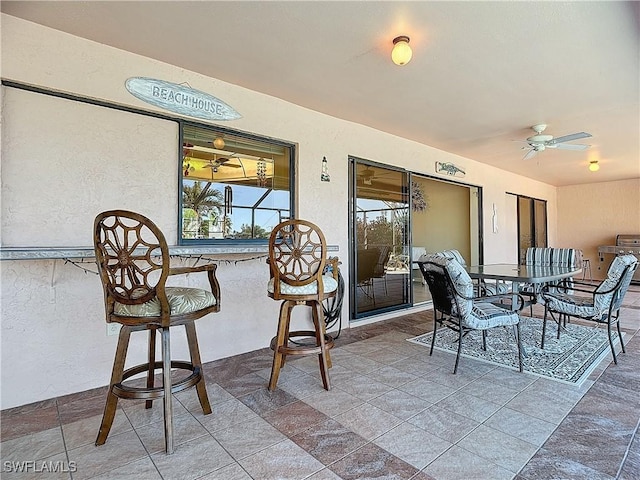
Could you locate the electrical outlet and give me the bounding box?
[106,323,121,336]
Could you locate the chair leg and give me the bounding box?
[184,322,211,415]
[312,301,331,391]
[96,326,131,447]
[607,320,618,365]
[515,323,523,372]
[429,314,438,356]
[481,330,487,351]
[541,307,549,349]
[161,327,174,454]
[145,327,156,410]
[615,313,626,354]
[453,326,463,374]
[269,301,293,391]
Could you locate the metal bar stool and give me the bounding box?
[582,259,592,282]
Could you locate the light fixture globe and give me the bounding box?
[392,36,412,66]
[213,137,225,150]
[589,160,600,172]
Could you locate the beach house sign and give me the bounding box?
[125,77,241,121]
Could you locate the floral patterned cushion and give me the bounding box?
[268,275,338,295]
[114,287,217,317]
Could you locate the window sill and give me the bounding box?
[0,244,339,261]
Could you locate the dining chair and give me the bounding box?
[540,254,638,364]
[372,245,392,294]
[93,210,221,454]
[356,247,380,302]
[267,219,339,390]
[417,254,525,374]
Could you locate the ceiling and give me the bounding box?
[2,1,639,187]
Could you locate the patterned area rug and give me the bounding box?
[407,316,619,385]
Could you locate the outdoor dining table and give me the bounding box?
[466,263,582,311]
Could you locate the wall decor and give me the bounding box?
[411,181,428,211]
[435,161,466,177]
[321,156,331,182]
[125,77,241,121]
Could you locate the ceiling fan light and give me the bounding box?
[391,36,412,66]
[589,160,600,172]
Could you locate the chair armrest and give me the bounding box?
[475,292,526,312]
[169,264,217,276]
[169,263,221,306]
[541,282,595,295]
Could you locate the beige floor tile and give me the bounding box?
[436,391,503,423]
[407,405,480,444]
[373,422,452,469]
[238,439,324,480]
[300,386,363,418]
[484,407,557,447]
[89,457,162,479]
[332,373,393,401]
[194,397,259,433]
[61,409,132,450]
[367,389,431,420]
[0,426,65,462]
[135,411,210,454]
[423,444,514,480]
[212,416,286,459]
[397,377,457,404]
[197,462,252,480]
[333,403,402,440]
[457,424,540,473]
[150,435,234,480]
[67,430,148,480]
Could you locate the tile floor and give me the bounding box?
[2,287,639,479]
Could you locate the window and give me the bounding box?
[180,123,294,243]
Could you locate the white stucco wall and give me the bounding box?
[0,15,558,409]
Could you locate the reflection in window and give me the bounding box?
[181,124,293,242]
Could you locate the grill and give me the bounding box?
[598,234,640,284]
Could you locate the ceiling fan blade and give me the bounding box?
[522,149,538,160]
[551,132,592,144]
[554,143,590,151]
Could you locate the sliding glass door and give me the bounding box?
[517,195,548,263]
[350,159,410,319]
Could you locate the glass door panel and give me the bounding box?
[351,160,410,318]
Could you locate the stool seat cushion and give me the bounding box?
[268,275,338,296]
[114,287,217,317]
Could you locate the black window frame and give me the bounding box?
[178,120,296,245]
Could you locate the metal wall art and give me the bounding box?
[435,161,466,177]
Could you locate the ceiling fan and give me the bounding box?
[202,155,242,174]
[519,124,592,160]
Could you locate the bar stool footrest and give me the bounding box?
[270,330,334,356]
[112,360,202,400]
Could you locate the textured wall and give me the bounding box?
[557,179,640,280]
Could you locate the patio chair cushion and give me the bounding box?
[467,301,520,329]
[114,286,217,317]
[439,249,511,295]
[268,275,338,295]
[542,254,637,320]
